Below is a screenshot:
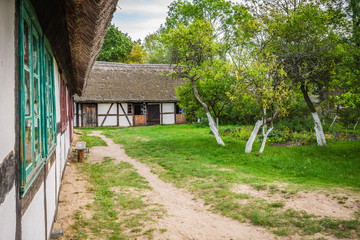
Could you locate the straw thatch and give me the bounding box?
[30,0,118,95]
[74,61,186,103]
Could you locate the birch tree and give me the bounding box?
[163,20,227,145]
[246,0,347,146]
[232,53,291,153]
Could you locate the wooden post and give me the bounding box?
[78,149,85,162]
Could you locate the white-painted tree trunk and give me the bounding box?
[259,127,274,153]
[329,115,337,129]
[245,120,263,153]
[206,112,225,146]
[354,117,360,130]
[190,79,225,146]
[311,112,326,146]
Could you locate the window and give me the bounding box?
[19,0,56,195]
[127,103,132,114]
[134,104,146,115]
[176,104,186,114]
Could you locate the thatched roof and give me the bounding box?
[30,0,117,95]
[74,61,186,103]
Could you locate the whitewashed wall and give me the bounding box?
[0,0,15,162]
[22,184,46,240]
[162,103,175,125]
[119,103,132,127]
[21,58,73,240]
[0,1,17,239]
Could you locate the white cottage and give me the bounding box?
[0,0,117,239]
[74,61,187,127]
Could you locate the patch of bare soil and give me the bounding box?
[57,160,94,239]
[89,131,276,240]
[232,184,360,220]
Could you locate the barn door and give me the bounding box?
[82,104,97,127]
[147,104,160,125]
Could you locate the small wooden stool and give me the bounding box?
[75,141,86,162]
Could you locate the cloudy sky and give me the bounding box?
[112,0,243,42]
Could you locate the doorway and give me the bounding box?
[82,103,97,127]
[147,104,160,125]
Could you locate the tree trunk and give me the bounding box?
[329,115,337,129]
[300,84,326,146]
[191,79,225,146]
[245,120,263,153]
[354,117,360,130]
[259,127,274,153]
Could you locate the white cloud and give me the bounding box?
[112,0,246,42]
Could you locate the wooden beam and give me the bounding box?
[100,103,113,127]
[117,103,119,126]
[81,103,83,127]
[119,103,132,126]
[161,103,163,124]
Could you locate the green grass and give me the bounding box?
[77,128,107,148]
[69,157,165,239]
[100,124,360,238]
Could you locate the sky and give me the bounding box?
[111,0,243,42]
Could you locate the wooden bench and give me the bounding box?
[75,141,86,162]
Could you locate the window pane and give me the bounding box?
[34,117,40,159]
[25,120,33,168]
[23,19,29,67]
[25,71,31,116]
[32,34,38,74]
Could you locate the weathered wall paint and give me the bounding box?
[22,184,46,240]
[163,114,175,125]
[0,0,15,162]
[46,165,56,239]
[98,103,117,114]
[162,103,174,113]
[0,186,16,240]
[98,116,118,126]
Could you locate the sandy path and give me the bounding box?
[88,131,276,240]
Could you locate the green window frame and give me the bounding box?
[19,0,57,196]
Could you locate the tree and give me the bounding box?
[97,24,133,62]
[144,32,171,64]
[232,51,292,153]
[247,0,347,147]
[127,42,147,64]
[164,20,227,146]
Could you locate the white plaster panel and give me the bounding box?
[22,184,45,240]
[55,134,61,194]
[163,114,175,124]
[0,186,16,240]
[98,103,117,114]
[98,116,117,126]
[162,103,174,113]
[119,103,128,114]
[46,165,56,238]
[0,0,15,162]
[119,116,132,127]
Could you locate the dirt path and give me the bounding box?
[87,131,276,240]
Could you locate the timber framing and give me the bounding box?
[74,62,188,127]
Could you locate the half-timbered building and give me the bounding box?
[0,0,117,239]
[74,61,187,127]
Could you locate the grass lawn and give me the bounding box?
[77,124,360,238]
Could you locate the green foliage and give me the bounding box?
[97,24,133,63]
[143,32,170,64]
[127,42,147,64]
